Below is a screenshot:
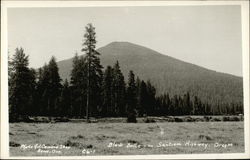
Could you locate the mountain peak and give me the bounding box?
[98,41,163,57]
[106,41,139,47]
[103,41,145,51]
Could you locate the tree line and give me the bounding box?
[8,24,243,121]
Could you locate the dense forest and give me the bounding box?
[8,24,243,122]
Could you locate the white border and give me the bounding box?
[1,1,249,159]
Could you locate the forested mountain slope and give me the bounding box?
[57,42,243,106]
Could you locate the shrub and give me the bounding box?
[127,112,137,123]
[127,140,138,144]
[195,118,204,122]
[230,116,240,121]
[86,144,93,148]
[205,135,213,140]
[211,117,221,121]
[32,117,50,123]
[54,117,69,122]
[166,117,175,122]
[222,116,230,121]
[198,135,212,141]
[174,117,183,122]
[9,115,34,123]
[71,134,84,140]
[204,116,211,122]
[64,140,82,148]
[143,117,156,123]
[184,116,195,122]
[77,135,84,138]
[9,141,20,147]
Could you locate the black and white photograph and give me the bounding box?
[1,0,249,159]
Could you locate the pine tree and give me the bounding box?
[59,79,71,117]
[70,53,87,118]
[126,70,137,122]
[205,102,211,115]
[146,80,156,115]
[36,64,50,115]
[102,65,114,117]
[9,48,34,119]
[135,76,141,115]
[35,57,62,116]
[112,61,126,116]
[172,95,179,115]
[177,96,183,115]
[82,23,103,120]
[47,56,62,116]
[183,92,191,115]
[138,80,148,116]
[165,93,171,115]
[27,68,37,116]
[193,96,199,115]
[8,53,14,86]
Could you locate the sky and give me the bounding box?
[7,5,242,76]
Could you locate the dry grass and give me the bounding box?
[9,121,244,156]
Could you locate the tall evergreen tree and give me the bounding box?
[59,79,71,117]
[37,64,52,115]
[47,56,62,116]
[126,70,137,122]
[138,80,148,116]
[205,102,211,115]
[183,92,191,115]
[8,54,14,86]
[70,53,87,117]
[9,48,34,118]
[145,80,156,115]
[82,23,103,120]
[36,57,62,116]
[27,68,37,115]
[165,93,171,115]
[102,65,114,117]
[135,76,141,115]
[172,95,179,115]
[193,96,199,115]
[177,95,183,115]
[112,61,126,116]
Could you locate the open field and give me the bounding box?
[9,120,244,156]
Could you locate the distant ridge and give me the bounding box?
[57,41,243,105]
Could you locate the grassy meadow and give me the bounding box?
[9,119,244,156]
